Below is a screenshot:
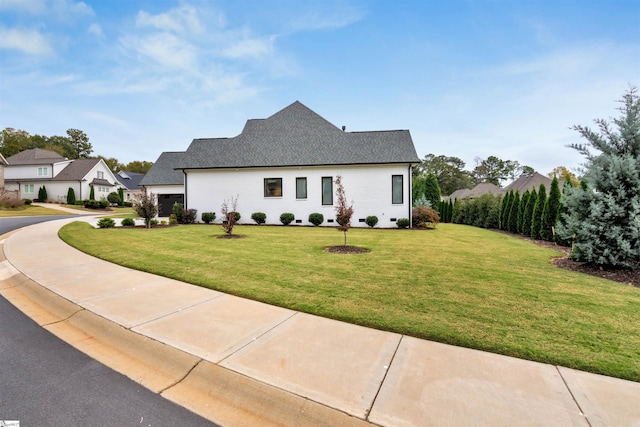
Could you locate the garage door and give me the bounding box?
[157,194,184,217]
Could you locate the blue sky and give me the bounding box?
[1,0,638,177]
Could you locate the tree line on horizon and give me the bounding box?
[0,127,153,174]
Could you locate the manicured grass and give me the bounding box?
[0,205,69,216]
[59,222,640,381]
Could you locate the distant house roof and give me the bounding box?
[52,158,102,182]
[139,152,185,186]
[447,182,503,201]
[6,148,66,165]
[176,101,419,170]
[504,172,560,194]
[115,170,145,190]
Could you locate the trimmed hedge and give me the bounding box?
[308,212,324,226]
[280,213,295,225]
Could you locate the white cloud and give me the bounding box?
[120,32,197,70]
[0,0,46,14]
[0,27,53,55]
[287,1,366,31]
[88,23,103,38]
[222,35,276,59]
[135,5,204,34]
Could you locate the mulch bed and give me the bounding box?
[494,230,639,288]
[324,246,370,254]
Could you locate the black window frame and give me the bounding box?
[264,177,283,197]
[392,174,403,204]
[322,176,333,205]
[296,177,307,199]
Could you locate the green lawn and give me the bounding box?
[59,222,640,381]
[0,205,70,216]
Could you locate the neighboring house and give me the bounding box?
[4,148,119,202]
[139,152,185,217]
[503,172,562,194]
[115,170,145,202]
[153,101,419,227]
[447,182,503,201]
[0,153,8,190]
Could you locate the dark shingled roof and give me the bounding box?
[139,152,185,186]
[176,101,419,169]
[115,170,145,190]
[504,172,562,194]
[6,148,66,165]
[52,158,102,181]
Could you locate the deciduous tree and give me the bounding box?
[334,175,354,246]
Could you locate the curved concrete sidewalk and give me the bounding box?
[0,217,638,426]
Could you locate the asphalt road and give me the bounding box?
[0,216,217,427]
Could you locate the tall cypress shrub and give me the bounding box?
[66,187,76,205]
[89,184,95,200]
[517,190,530,234]
[500,190,512,230]
[508,191,520,233]
[522,187,536,237]
[531,184,547,239]
[424,174,442,210]
[540,176,561,241]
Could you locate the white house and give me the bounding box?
[146,102,420,227]
[114,170,145,203]
[4,148,120,202]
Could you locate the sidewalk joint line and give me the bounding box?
[556,365,592,427]
[365,334,404,421]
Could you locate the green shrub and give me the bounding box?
[172,202,184,223]
[66,188,76,205]
[230,211,241,222]
[121,218,135,226]
[123,201,133,207]
[38,185,48,201]
[280,212,295,225]
[365,215,379,227]
[22,198,32,205]
[97,217,115,228]
[74,200,84,206]
[201,212,216,224]
[107,192,121,205]
[308,212,324,226]
[396,218,410,228]
[251,212,267,224]
[150,219,159,226]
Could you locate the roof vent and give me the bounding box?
[342,125,346,131]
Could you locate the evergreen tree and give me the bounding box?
[531,184,546,239]
[540,176,562,241]
[89,184,95,200]
[557,87,640,269]
[447,199,454,222]
[517,190,530,234]
[500,190,512,230]
[423,174,442,210]
[66,187,76,205]
[522,187,536,237]
[507,191,520,232]
[118,188,125,206]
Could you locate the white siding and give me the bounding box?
[185,164,412,227]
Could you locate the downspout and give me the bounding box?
[183,170,187,209]
[408,165,413,228]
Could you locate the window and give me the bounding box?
[322,177,333,205]
[24,184,35,193]
[296,177,307,199]
[37,167,48,177]
[264,178,282,197]
[392,175,403,204]
[97,171,104,179]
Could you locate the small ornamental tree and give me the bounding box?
[557,87,640,269]
[334,175,354,246]
[531,184,546,239]
[118,188,125,206]
[540,176,561,241]
[66,187,76,205]
[133,188,158,228]
[220,195,239,235]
